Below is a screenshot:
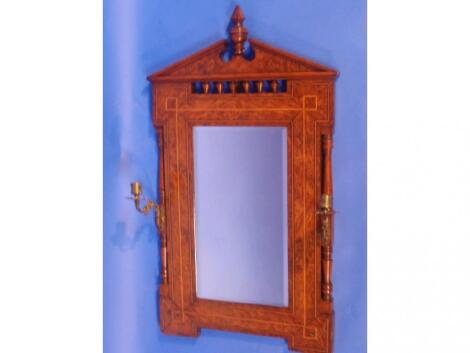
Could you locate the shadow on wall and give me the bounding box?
[111,221,157,251]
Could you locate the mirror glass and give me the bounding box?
[193,126,288,307]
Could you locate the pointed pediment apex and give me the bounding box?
[231,5,245,23]
[148,38,338,82]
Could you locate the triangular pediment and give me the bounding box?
[148,38,337,81]
[149,6,337,82]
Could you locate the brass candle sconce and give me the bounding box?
[317,194,335,302]
[129,181,165,234]
[130,181,155,214]
[318,194,334,243]
[129,181,168,284]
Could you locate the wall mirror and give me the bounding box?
[132,6,338,353]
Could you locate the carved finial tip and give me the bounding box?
[231,5,245,23]
[229,5,248,56]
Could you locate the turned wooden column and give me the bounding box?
[320,134,334,302]
[156,127,168,285]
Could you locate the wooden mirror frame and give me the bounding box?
[147,7,338,353]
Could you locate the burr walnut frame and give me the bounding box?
[147,7,338,353]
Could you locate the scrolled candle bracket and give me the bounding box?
[129,181,168,284]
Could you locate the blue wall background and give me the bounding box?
[104,1,366,352]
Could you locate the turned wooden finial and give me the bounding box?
[229,5,248,56]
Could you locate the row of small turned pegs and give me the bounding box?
[192,80,287,94]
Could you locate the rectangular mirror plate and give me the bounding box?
[193,126,288,307]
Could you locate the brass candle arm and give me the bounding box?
[129,181,165,232]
